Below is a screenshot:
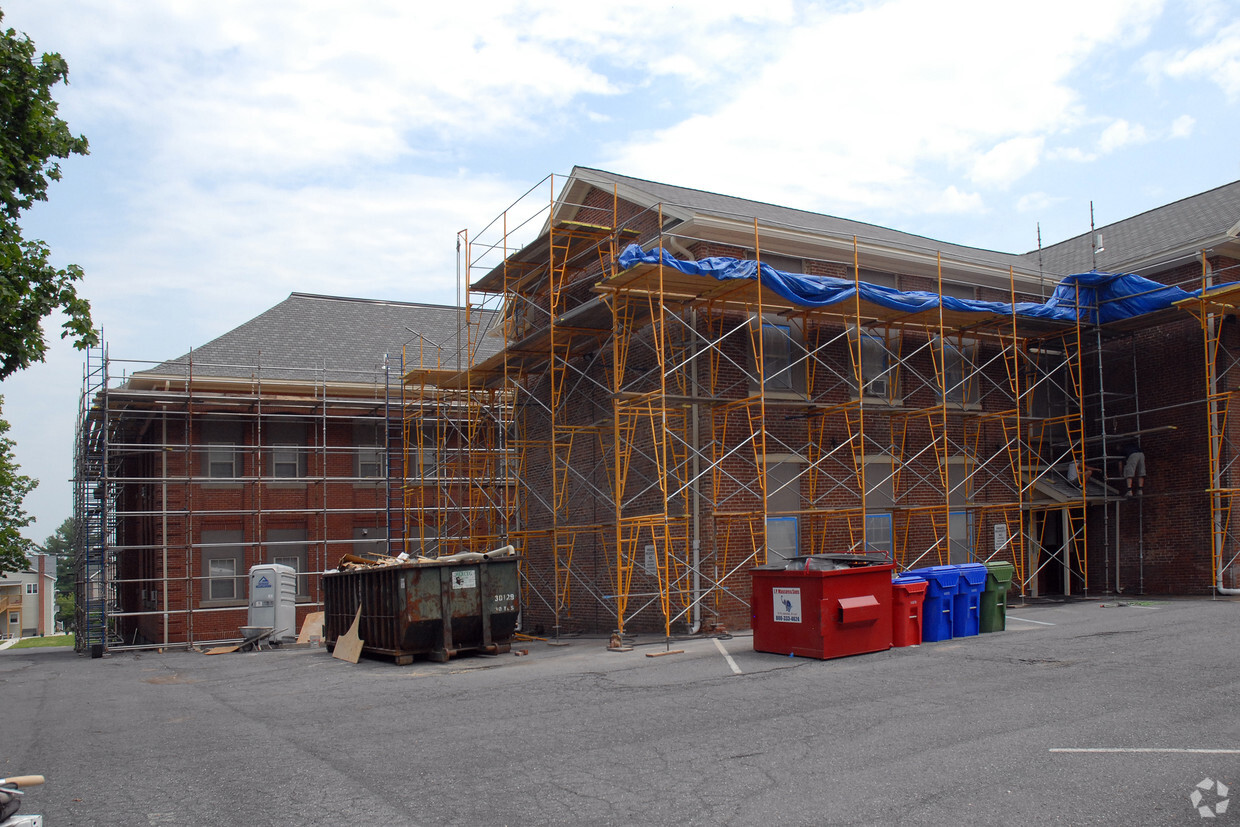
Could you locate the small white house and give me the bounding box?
[0,553,57,639]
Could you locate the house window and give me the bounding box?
[947,460,974,564]
[949,511,974,564]
[201,530,244,602]
[864,513,893,555]
[762,323,795,391]
[25,582,36,595]
[940,281,975,301]
[852,328,897,401]
[939,339,980,406]
[750,317,804,395]
[413,423,440,480]
[758,253,804,274]
[354,421,385,478]
[1030,348,1070,420]
[765,460,801,563]
[863,459,895,557]
[855,269,897,289]
[266,420,307,479]
[267,528,308,597]
[201,420,243,479]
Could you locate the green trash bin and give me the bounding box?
[980,561,1014,633]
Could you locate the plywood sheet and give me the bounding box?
[297,611,325,644]
[331,607,364,664]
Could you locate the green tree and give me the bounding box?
[41,516,75,623]
[0,10,94,379]
[0,396,35,573]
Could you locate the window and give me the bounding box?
[267,528,308,597]
[939,339,980,406]
[856,269,897,290]
[758,253,804,274]
[201,420,243,479]
[208,558,237,600]
[201,530,244,602]
[1029,348,1070,420]
[765,461,801,563]
[404,425,440,480]
[949,511,974,564]
[940,281,975,301]
[762,322,795,391]
[947,460,974,564]
[265,421,307,479]
[354,421,385,478]
[852,328,897,401]
[864,513,893,555]
[750,317,805,395]
[25,582,36,594]
[863,460,895,557]
[273,445,300,478]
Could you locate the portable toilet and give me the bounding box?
[248,563,297,641]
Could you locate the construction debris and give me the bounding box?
[331,607,364,664]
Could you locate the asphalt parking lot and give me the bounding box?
[4,596,1240,826]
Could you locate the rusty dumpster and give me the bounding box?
[323,552,520,664]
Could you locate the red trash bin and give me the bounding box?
[751,557,894,659]
[891,575,928,647]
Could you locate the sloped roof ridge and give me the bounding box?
[569,165,1020,260]
[289,292,462,311]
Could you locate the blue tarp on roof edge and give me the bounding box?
[616,244,1214,325]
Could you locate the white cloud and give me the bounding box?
[1143,19,1240,98]
[1047,146,1098,163]
[604,0,1163,217]
[1015,191,1065,213]
[1170,114,1196,138]
[1097,118,1149,153]
[970,137,1045,189]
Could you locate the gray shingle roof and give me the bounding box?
[139,293,501,385]
[1026,180,1240,276]
[571,167,1240,280]
[568,166,1029,272]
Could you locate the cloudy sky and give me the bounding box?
[2,0,1238,541]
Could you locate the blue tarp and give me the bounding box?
[616,244,1211,325]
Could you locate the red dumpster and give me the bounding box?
[891,575,928,647]
[751,556,894,659]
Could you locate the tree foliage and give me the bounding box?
[42,516,76,624]
[0,396,35,573]
[0,11,94,379]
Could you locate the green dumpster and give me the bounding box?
[980,561,1014,633]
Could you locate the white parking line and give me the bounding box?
[713,638,743,675]
[1051,748,1240,754]
[1007,616,1055,626]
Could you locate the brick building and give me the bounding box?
[446,168,1240,637]
[74,293,499,650]
[76,170,1240,649]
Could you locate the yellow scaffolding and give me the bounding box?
[411,173,1109,636]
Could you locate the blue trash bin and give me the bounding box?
[904,566,959,642]
[951,563,988,638]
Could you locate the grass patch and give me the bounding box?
[10,633,74,649]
